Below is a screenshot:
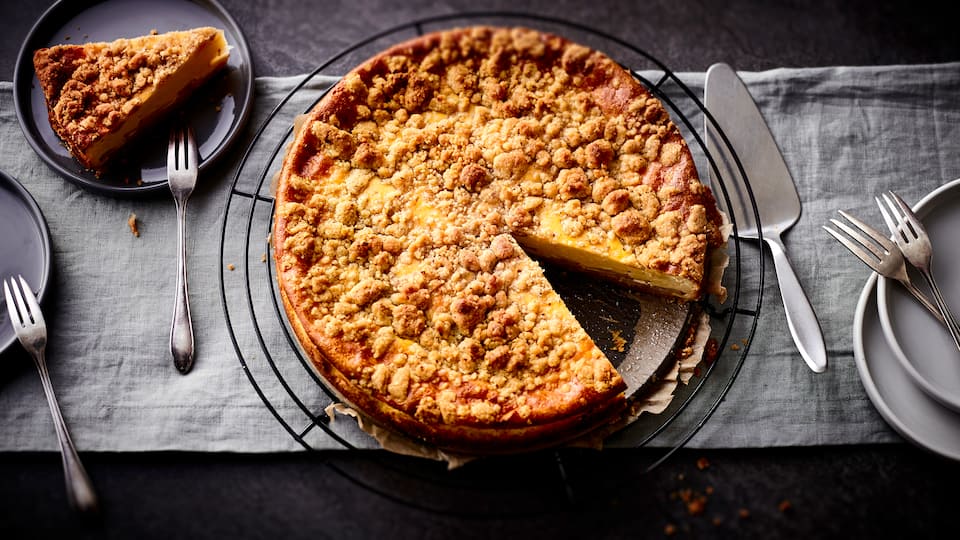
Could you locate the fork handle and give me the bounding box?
[767,235,828,373]
[919,270,960,351]
[32,349,99,514]
[171,199,195,374]
[900,280,947,325]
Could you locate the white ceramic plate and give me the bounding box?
[877,178,960,412]
[854,273,960,461]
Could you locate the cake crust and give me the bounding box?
[274,26,723,453]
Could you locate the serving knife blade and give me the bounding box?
[704,62,827,373]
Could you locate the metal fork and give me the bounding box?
[823,210,944,324]
[3,276,98,513]
[168,124,198,374]
[877,191,960,351]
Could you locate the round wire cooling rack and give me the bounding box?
[218,12,763,517]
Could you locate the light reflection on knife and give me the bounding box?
[704,63,828,373]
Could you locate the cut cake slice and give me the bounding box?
[33,27,229,173]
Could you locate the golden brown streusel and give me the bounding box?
[274,26,723,453]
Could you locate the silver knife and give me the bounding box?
[704,63,827,373]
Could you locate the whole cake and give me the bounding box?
[33,27,229,173]
[273,26,724,453]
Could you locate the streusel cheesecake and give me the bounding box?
[274,26,724,453]
[33,27,229,173]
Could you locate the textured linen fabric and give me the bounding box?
[0,62,958,452]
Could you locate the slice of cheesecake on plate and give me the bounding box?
[33,27,229,174]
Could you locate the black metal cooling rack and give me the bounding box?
[217,12,763,516]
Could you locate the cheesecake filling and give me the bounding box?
[86,32,229,168]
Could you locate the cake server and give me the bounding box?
[704,62,827,373]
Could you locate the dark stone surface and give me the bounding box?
[5,0,960,79]
[2,0,960,537]
[2,445,960,538]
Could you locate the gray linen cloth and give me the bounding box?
[1,62,958,452]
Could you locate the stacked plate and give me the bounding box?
[854,178,960,460]
[0,171,52,356]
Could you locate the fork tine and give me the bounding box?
[7,277,29,326]
[185,125,197,171]
[836,210,896,252]
[889,191,922,238]
[830,216,885,260]
[824,225,882,273]
[177,125,186,168]
[3,279,20,327]
[826,219,881,264]
[875,196,898,240]
[881,192,912,241]
[168,126,179,175]
[17,275,44,327]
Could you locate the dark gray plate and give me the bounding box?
[12,0,253,198]
[0,171,52,355]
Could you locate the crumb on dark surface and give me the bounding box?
[678,488,707,516]
[610,329,626,352]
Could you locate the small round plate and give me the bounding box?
[877,178,960,412]
[854,273,960,461]
[0,171,53,355]
[12,0,254,198]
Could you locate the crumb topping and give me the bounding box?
[127,212,140,237]
[275,27,722,439]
